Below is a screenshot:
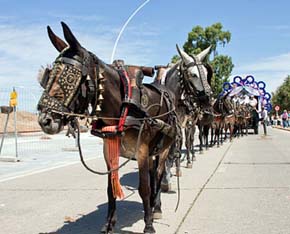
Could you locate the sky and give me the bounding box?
[1,0,290,96]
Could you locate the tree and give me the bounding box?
[271,76,290,113]
[172,23,234,97]
[211,55,234,96]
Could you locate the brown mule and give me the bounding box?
[37,22,178,234]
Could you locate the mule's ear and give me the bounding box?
[61,21,81,50]
[176,44,193,66]
[196,46,212,62]
[47,26,68,52]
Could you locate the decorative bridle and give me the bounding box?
[37,49,105,120]
[177,57,212,116]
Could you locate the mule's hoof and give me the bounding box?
[186,162,193,168]
[153,211,162,219]
[100,224,113,234]
[161,183,171,192]
[144,224,156,233]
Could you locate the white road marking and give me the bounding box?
[0,158,95,183]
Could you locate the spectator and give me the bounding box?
[260,106,268,135]
[288,110,290,127]
[252,108,259,134]
[249,95,258,108]
[281,110,288,128]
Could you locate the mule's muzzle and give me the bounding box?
[38,112,64,135]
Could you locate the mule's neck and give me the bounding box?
[164,63,183,104]
[97,61,123,124]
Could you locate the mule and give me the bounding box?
[234,103,251,137]
[156,46,213,172]
[37,22,179,234]
[211,93,234,146]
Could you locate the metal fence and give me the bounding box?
[0,86,79,159]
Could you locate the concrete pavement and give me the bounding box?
[0,126,289,234]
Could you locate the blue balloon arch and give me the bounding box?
[222,75,272,111]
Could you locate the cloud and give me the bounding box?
[0,18,160,89]
[236,53,290,72]
[231,53,290,93]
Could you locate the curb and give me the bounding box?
[271,126,290,132]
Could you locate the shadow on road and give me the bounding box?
[40,171,145,234]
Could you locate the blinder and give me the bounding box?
[39,68,50,89]
[37,52,95,115]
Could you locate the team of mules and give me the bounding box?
[36,22,254,233]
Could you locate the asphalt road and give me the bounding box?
[0,126,290,234]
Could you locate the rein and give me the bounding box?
[75,118,146,176]
[71,90,176,176]
[50,106,175,121]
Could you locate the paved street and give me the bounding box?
[0,126,290,234]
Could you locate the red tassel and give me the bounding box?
[102,126,124,199]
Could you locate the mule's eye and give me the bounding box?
[187,66,198,78]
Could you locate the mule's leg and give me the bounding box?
[101,145,117,234]
[224,125,228,141]
[230,125,234,142]
[161,145,174,192]
[101,174,117,234]
[138,144,155,233]
[153,148,171,220]
[211,127,215,146]
[185,128,192,168]
[150,158,159,215]
[151,157,162,220]
[216,127,220,147]
[199,126,203,153]
[191,130,196,162]
[204,125,210,150]
[220,124,224,144]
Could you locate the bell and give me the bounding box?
[96,105,102,112]
[98,84,104,91]
[86,75,91,80]
[99,72,104,79]
[98,94,104,101]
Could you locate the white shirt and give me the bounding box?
[249,97,257,107]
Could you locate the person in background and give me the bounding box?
[260,106,268,135]
[281,110,288,128]
[288,110,290,127]
[252,107,260,134]
[249,95,258,108]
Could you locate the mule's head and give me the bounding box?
[37,22,98,134]
[176,45,213,111]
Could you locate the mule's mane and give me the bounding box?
[164,63,179,84]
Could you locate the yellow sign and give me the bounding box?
[9,90,18,107]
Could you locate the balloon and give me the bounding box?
[233,76,242,84]
[245,75,255,84]
[257,81,266,89]
[264,92,271,100]
[223,82,232,91]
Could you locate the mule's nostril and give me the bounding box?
[43,118,52,126]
